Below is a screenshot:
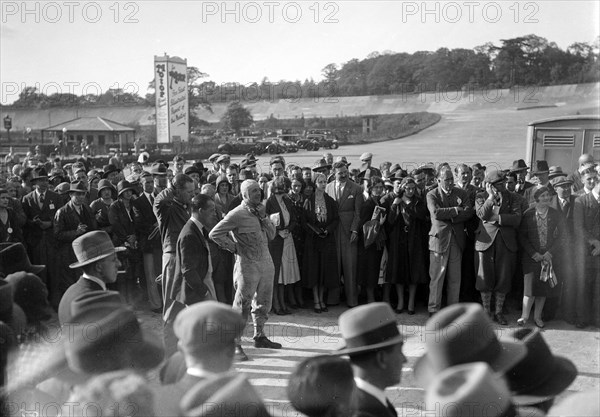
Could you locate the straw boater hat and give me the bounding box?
[69,231,126,269]
[333,302,404,356]
[413,303,527,387]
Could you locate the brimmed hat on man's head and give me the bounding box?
[548,166,567,180]
[3,271,53,323]
[150,162,168,176]
[531,160,550,175]
[335,156,351,167]
[312,158,332,173]
[117,180,138,197]
[510,159,529,173]
[413,303,526,387]
[216,154,231,165]
[360,152,373,162]
[69,180,88,194]
[485,170,505,185]
[174,301,245,356]
[55,182,70,195]
[0,242,45,276]
[334,302,403,356]
[425,362,544,417]
[70,231,126,269]
[208,153,221,163]
[506,328,577,406]
[578,161,598,175]
[184,166,201,176]
[180,372,269,417]
[31,167,48,182]
[550,176,573,189]
[101,164,121,178]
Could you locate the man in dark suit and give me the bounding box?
[509,159,534,196]
[325,161,364,307]
[524,160,554,204]
[474,170,522,325]
[152,301,245,417]
[573,177,600,328]
[426,167,473,315]
[334,303,406,417]
[154,174,195,353]
[163,194,217,356]
[132,172,162,312]
[58,231,124,324]
[54,181,97,296]
[21,167,60,307]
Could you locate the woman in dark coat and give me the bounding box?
[382,177,429,314]
[357,176,387,304]
[302,173,339,313]
[518,187,564,328]
[288,177,306,307]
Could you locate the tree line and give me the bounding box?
[5,34,598,109]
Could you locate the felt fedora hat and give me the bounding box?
[0,242,45,275]
[335,156,351,166]
[31,167,49,181]
[425,362,545,417]
[531,160,550,175]
[116,180,138,196]
[69,180,88,193]
[66,305,164,375]
[334,302,404,356]
[485,169,505,185]
[56,182,71,195]
[548,166,567,180]
[510,159,529,173]
[3,271,53,323]
[413,303,527,388]
[150,162,168,176]
[69,231,126,269]
[101,164,121,178]
[180,372,270,417]
[312,158,332,173]
[506,328,577,405]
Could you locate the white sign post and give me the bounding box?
[154,55,188,147]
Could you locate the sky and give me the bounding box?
[1,0,599,104]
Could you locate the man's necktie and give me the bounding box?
[202,227,210,240]
[39,193,45,209]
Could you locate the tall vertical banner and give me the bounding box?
[154,55,188,144]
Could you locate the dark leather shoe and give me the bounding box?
[235,345,248,361]
[254,336,282,349]
[395,308,405,314]
[495,313,508,325]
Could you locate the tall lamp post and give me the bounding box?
[62,128,68,157]
[3,115,12,143]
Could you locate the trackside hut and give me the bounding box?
[41,117,136,155]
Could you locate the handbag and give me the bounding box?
[540,260,557,288]
[362,219,380,248]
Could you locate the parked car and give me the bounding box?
[218,136,266,155]
[307,134,339,149]
[295,136,321,151]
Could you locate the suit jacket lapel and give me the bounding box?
[339,182,352,203]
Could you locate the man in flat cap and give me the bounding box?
[357,152,381,181]
[152,301,245,416]
[334,302,406,417]
[568,153,596,193]
[474,170,522,325]
[210,179,280,361]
